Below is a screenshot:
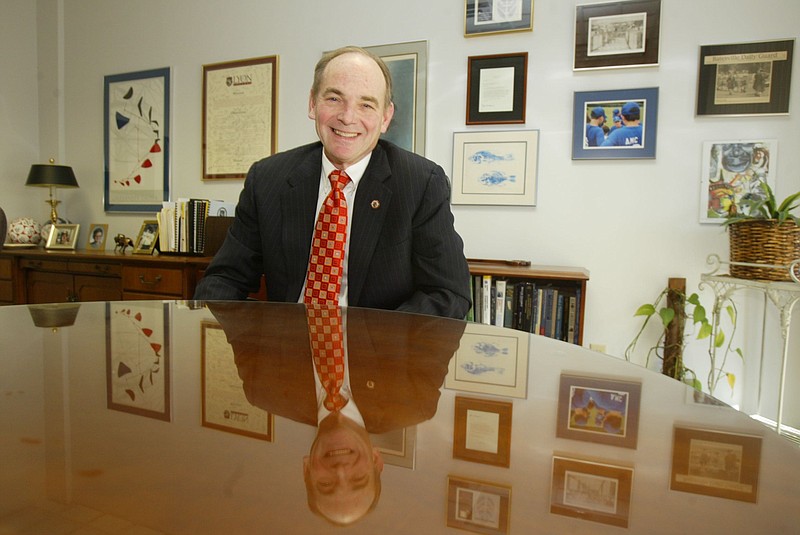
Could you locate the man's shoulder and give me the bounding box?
[375,139,437,170]
[253,141,322,168]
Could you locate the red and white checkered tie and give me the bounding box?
[306,304,348,411]
[303,169,350,306]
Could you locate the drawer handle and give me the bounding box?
[94,264,110,273]
[138,274,162,286]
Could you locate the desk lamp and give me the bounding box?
[25,159,80,224]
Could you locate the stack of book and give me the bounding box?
[157,198,210,254]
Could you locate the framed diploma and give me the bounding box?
[453,396,513,467]
[202,55,279,180]
[466,53,527,125]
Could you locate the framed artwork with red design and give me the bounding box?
[106,302,171,421]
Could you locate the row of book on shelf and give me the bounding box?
[468,275,581,345]
[156,199,235,254]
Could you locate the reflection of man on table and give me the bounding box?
[207,302,465,525]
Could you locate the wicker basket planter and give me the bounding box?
[728,219,800,281]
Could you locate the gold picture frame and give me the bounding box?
[45,223,80,250]
[447,475,511,534]
[133,220,159,255]
[453,396,512,467]
[86,223,108,251]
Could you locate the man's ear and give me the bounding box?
[303,455,311,475]
[308,92,317,120]
[380,102,395,134]
[372,448,385,473]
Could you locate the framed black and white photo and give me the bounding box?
[465,0,533,37]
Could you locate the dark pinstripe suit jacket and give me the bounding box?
[195,139,472,319]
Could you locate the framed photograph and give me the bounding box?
[447,476,511,535]
[671,426,762,503]
[104,67,170,212]
[133,220,159,255]
[699,139,777,223]
[106,302,170,421]
[445,322,529,399]
[452,130,539,206]
[365,41,427,156]
[556,374,642,449]
[371,426,417,469]
[45,223,80,250]
[572,87,658,160]
[453,396,512,467]
[550,455,633,528]
[696,39,794,116]
[202,55,278,179]
[464,0,533,37]
[573,0,661,70]
[201,321,273,441]
[467,53,527,125]
[86,223,108,251]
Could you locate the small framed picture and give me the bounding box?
[671,426,762,503]
[698,139,777,223]
[447,475,511,535]
[86,223,108,251]
[464,0,533,38]
[556,374,641,449]
[133,220,159,255]
[572,87,659,160]
[466,53,527,125]
[696,39,794,117]
[550,455,633,528]
[371,426,417,469]
[453,396,512,467]
[452,129,539,206]
[45,223,80,250]
[574,0,661,70]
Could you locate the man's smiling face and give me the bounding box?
[308,52,394,170]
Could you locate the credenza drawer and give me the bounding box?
[122,266,184,296]
[68,261,121,277]
[20,259,68,272]
[0,257,11,279]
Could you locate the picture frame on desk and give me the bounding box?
[45,223,80,250]
[464,0,533,37]
[466,52,527,125]
[133,220,159,255]
[446,475,511,535]
[86,223,108,251]
[453,396,512,467]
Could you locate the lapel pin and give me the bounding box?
[366,380,375,389]
[370,200,380,209]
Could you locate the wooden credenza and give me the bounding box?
[0,248,213,305]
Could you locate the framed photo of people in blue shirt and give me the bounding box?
[571,87,659,160]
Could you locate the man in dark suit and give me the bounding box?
[195,46,471,319]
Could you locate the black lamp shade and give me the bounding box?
[26,164,79,188]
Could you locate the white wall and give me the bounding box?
[3,0,799,412]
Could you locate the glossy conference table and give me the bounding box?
[2,300,799,534]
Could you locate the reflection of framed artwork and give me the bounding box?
[465,0,533,37]
[104,67,170,212]
[697,39,794,116]
[45,223,80,250]
[556,374,641,449]
[201,321,273,441]
[365,41,427,156]
[671,426,762,503]
[550,455,633,528]
[452,130,539,206]
[445,322,529,399]
[133,220,159,255]
[453,396,512,467]
[572,87,658,160]
[467,53,527,125]
[106,302,170,421]
[371,426,416,469]
[202,55,278,179]
[86,223,108,251]
[447,476,511,535]
[574,0,661,70]
[699,139,777,224]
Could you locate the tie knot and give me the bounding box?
[329,170,350,191]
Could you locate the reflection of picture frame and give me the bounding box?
[104,67,170,212]
[106,302,170,421]
[453,396,512,467]
[696,39,794,116]
[452,130,539,206]
[133,220,159,255]
[45,223,80,250]
[371,426,416,469]
[202,55,278,179]
[698,139,777,224]
[574,0,661,70]
[445,322,529,399]
[572,87,658,160]
[556,374,641,449]
[86,223,108,251]
[464,0,533,37]
[201,321,273,441]
[550,455,633,528]
[467,53,527,125]
[671,426,762,503]
[447,475,511,535]
[365,41,427,156]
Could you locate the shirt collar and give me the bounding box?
[321,152,372,186]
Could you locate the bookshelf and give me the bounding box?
[467,259,589,345]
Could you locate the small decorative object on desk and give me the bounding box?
[0,207,6,249]
[7,217,41,245]
[114,234,134,253]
